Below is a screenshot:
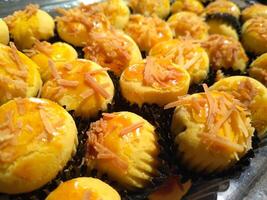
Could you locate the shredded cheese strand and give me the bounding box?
[57,79,79,87]
[119,122,144,136]
[84,73,110,99]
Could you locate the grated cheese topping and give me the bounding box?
[250,67,267,86]
[246,17,267,42]
[39,108,57,141]
[56,7,110,35]
[119,122,144,136]
[168,12,208,40]
[9,42,26,72]
[231,79,258,107]
[168,85,252,156]
[31,40,53,57]
[4,4,39,28]
[48,59,61,80]
[84,73,110,99]
[83,30,131,75]
[143,57,184,88]
[202,34,248,69]
[86,117,129,172]
[124,14,172,51]
[57,79,79,87]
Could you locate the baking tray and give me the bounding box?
[0,0,267,200]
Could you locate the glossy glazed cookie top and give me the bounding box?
[83,29,142,76]
[150,39,209,84]
[167,11,208,41]
[28,41,78,81]
[4,4,55,49]
[242,17,267,41]
[0,98,78,194]
[124,14,173,52]
[56,7,111,47]
[79,0,130,29]
[129,0,170,19]
[41,59,114,118]
[122,56,190,89]
[242,3,267,22]
[0,43,42,105]
[46,177,121,200]
[171,0,204,15]
[0,98,77,164]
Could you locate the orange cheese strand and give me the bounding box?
[143,57,183,87]
[57,79,79,87]
[164,96,190,109]
[4,4,39,27]
[9,42,25,71]
[119,121,144,136]
[203,84,216,131]
[84,73,110,99]
[82,190,91,200]
[33,40,53,56]
[39,109,56,140]
[210,105,235,135]
[183,54,201,70]
[91,141,128,171]
[80,89,94,99]
[200,133,244,153]
[87,118,129,172]
[48,60,61,79]
[6,68,27,79]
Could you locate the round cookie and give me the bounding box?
[0,43,42,105]
[46,177,121,200]
[28,41,78,82]
[86,111,160,190]
[120,57,190,106]
[41,59,114,118]
[83,29,142,76]
[249,53,267,86]
[241,17,267,55]
[149,39,209,84]
[79,0,130,29]
[56,7,111,47]
[210,76,267,138]
[168,88,254,173]
[124,14,173,52]
[0,19,9,45]
[202,34,248,71]
[129,0,170,19]
[4,4,54,50]
[0,98,78,194]
[171,0,204,15]
[167,11,208,41]
[242,3,267,22]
